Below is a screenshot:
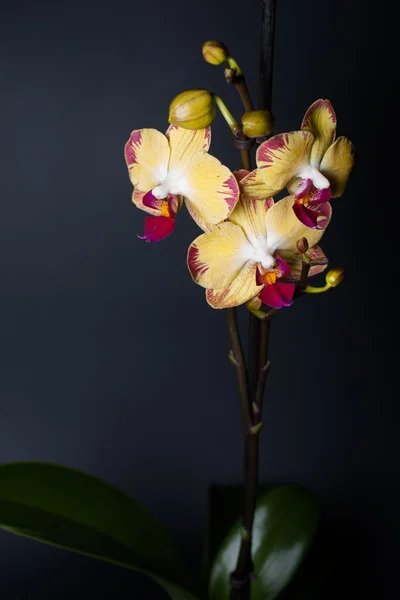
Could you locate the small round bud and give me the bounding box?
[241,110,275,138]
[325,268,345,288]
[296,237,309,253]
[168,89,216,130]
[202,40,228,65]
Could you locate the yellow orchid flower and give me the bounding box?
[188,171,329,309]
[124,125,239,241]
[253,99,355,229]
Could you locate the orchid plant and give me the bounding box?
[0,11,355,600]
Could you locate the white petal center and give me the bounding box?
[152,168,186,199]
[299,165,330,190]
[243,238,275,269]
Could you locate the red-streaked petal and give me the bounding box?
[187,222,251,289]
[138,216,175,242]
[233,169,251,183]
[294,178,312,199]
[182,154,239,227]
[320,136,356,197]
[301,99,337,166]
[125,129,169,191]
[293,201,331,230]
[166,125,211,173]
[256,131,314,191]
[259,281,295,309]
[206,263,262,309]
[275,255,291,278]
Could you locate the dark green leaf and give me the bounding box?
[209,485,321,600]
[202,482,272,587]
[0,462,198,600]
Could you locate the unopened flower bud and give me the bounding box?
[241,110,275,138]
[168,89,216,130]
[296,237,309,254]
[325,268,344,288]
[202,40,228,65]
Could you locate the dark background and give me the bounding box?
[0,0,398,597]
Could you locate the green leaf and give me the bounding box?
[0,462,198,600]
[209,485,321,600]
[202,482,272,587]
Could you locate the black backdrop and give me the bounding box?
[1,0,398,598]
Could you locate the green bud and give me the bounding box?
[325,268,345,288]
[202,40,228,65]
[241,109,275,138]
[168,89,216,130]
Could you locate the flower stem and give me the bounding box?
[229,3,276,598]
[226,308,252,433]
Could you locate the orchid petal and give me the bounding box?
[206,263,263,309]
[320,136,356,197]
[275,255,291,277]
[301,99,337,166]
[166,124,211,173]
[294,178,312,199]
[306,186,332,204]
[125,129,169,192]
[265,196,330,252]
[259,281,295,309]
[138,216,175,242]
[181,153,239,228]
[256,131,314,191]
[187,222,252,289]
[229,195,274,248]
[293,201,332,230]
[278,245,328,281]
[240,168,278,200]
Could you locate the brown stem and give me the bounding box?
[226,308,252,433]
[254,319,271,423]
[234,78,254,112]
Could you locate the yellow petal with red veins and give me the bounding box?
[265,195,330,252]
[229,194,273,248]
[166,124,211,173]
[256,131,314,191]
[187,222,252,289]
[240,168,278,200]
[320,136,355,197]
[125,129,170,192]
[278,245,328,281]
[206,263,263,309]
[301,99,337,166]
[182,154,239,227]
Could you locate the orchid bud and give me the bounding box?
[325,268,345,288]
[241,110,275,138]
[168,89,216,130]
[202,40,228,65]
[296,237,309,254]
